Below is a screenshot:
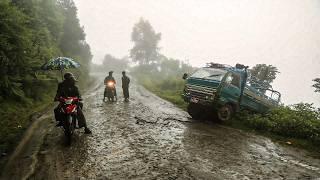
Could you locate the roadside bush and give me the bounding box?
[23,77,57,101]
[236,103,320,145]
[245,115,274,131]
[135,74,187,109]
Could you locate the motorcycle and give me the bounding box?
[58,97,80,145]
[104,81,117,102]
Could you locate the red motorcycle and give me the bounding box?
[58,97,80,144]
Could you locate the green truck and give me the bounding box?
[182,63,281,121]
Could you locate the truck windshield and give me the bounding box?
[190,68,227,81]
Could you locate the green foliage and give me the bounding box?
[0,79,57,157]
[313,78,320,93]
[159,55,194,79]
[129,18,193,108]
[235,103,320,145]
[130,18,161,65]
[250,64,279,90]
[133,54,194,110]
[0,0,91,100]
[58,0,92,63]
[0,1,30,100]
[0,0,92,164]
[138,76,187,110]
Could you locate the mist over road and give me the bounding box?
[2,74,320,179]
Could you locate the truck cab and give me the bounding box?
[182,63,281,121]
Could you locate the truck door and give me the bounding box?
[219,72,241,106]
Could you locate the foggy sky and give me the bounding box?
[73,0,320,106]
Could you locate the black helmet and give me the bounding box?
[64,72,77,81]
[122,71,126,75]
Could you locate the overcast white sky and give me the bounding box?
[74,0,320,106]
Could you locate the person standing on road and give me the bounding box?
[121,71,130,102]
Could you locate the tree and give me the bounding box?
[0,0,92,100]
[58,0,91,65]
[102,54,129,72]
[0,0,31,99]
[313,78,320,93]
[130,18,161,65]
[250,64,279,90]
[158,56,193,78]
[58,0,92,76]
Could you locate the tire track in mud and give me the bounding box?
[2,74,320,179]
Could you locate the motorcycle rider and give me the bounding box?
[121,71,130,101]
[104,71,117,101]
[54,72,92,134]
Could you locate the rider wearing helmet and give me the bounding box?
[104,71,117,101]
[54,72,91,134]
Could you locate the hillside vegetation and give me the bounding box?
[0,0,92,163]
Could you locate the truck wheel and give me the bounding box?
[187,103,203,120]
[217,104,233,121]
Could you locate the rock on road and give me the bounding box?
[1,74,320,180]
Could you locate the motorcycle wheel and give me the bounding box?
[64,115,73,145]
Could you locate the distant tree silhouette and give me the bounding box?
[313,78,320,93]
[130,18,161,65]
[102,54,129,72]
[250,64,279,91]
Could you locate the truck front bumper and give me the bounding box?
[182,93,214,106]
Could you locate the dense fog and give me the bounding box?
[74,0,320,106]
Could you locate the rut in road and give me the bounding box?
[2,75,320,180]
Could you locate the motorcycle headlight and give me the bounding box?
[107,82,114,86]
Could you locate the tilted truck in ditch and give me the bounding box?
[182,63,281,121]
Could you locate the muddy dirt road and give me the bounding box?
[1,75,320,179]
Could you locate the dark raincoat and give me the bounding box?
[122,75,130,99]
[54,80,87,128]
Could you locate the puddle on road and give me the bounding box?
[249,139,320,172]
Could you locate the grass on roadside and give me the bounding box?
[0,79,57,155]
[227,104,320,152]
[137,75,188,110]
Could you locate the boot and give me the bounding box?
[56,121,63,127]
[84,127,92,134]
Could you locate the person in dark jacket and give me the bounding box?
[54,72,91,134]
[104,71,117,101]
[121,71,130,101]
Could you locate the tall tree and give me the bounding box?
[312,78,320,93]
[250,64,279,90]
[0,0,31,98]
[58,0,92,67]
[130,18,161,65]
[0,0,91,100]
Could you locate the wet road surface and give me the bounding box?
[1,75,320,179]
